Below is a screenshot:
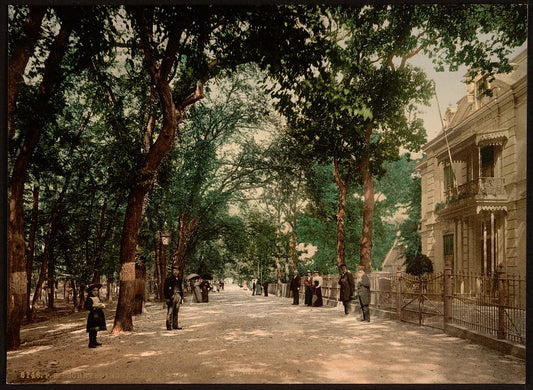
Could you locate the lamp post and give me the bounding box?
[159,230,170,301]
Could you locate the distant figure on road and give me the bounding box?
[84,283,106,348]
[304,270,313,306]
[164,269,183,330]
[255,279,262,296]
[199,280,211,302]
[290,270,301,305]
[356,267,371,322]
[338,263,355,315]
[193,279,202,303]
[263,281,269,297]
[312,270,323,307]
[252,280,256,295]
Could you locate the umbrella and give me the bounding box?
[186,273,200,280]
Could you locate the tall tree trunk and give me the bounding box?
[153,235,160,300]
[30,177,70,319]
[333,157,347,267]
[7,16,76,349]
[26,184,39,321]
[359,123,375,271]
[8,6,46,141]
[133,262,146,315]
[275,254,282,297]
[91,200,107,284]
[47,246,55,310]
[172,212,199,273]
[289,232,297,272]
[112,9,205,333]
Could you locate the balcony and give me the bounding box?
[435,177,507,214]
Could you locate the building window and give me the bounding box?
[444,165,454,190]
[480,146,495,177]
[443,233,454,270]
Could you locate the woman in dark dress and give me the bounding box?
[84,283,107,348]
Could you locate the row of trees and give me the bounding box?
[7,4,526,350]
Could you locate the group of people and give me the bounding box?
[289,264,371,322]
[251,279,269,297]
[290,269,323,307]
[83,264,370,348]
[338,263,370,322]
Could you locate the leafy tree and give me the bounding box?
[272,4,527,273]
[405,254,433,277]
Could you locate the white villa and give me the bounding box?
[415,49,527,295]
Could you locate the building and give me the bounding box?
[415,50,527,294]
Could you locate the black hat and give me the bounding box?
[86,283,102,292]
[339,263,347,268]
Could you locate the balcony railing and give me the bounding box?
[444,177,506,204]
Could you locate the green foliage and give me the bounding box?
[405,254,433,277]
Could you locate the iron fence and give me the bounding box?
[368,264,525,345]
[265,266,525,346]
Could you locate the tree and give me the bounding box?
[111,5,326,333]
[272,4,527,273]
[7,7,84,350]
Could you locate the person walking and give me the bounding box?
[199,280,211,302]
[164,269,184,330]
[312,270,323,307]
[356,267,371,322]
[303,270,313,306]
[338,263,355,315]
[255,279,262,296]
[263,280,269,297]
[84,283,106,348]
[289,270,301,305]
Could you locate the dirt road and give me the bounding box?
[6,284,525,385]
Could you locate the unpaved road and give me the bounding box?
[6,284,525,384]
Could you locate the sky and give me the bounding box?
[413,42,527,142]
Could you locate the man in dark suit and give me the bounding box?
[338,263,355,315]
[289,270,301,305]
[164,269,184,330]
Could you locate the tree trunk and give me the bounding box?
[8,6,46,141]
[289,232,297,272]
[30,177,70,319]
[173,212,199,273]
[70,280,78,310]
[153,235,160,300]
[26,184,39,321]
[112,9,205,334]
[47,247,54,310]
[333,157,347,267]
[275,254,282,297]
[7,12,76,350]
[359,123,375,271]
[133,262,146,315]
[91,200,107,284]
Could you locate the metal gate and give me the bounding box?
[399,272,445,330]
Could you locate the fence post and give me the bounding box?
[396,265,402,320]
[497,264,506,340]
[444,260,452,325]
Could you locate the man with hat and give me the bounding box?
[289,270,301,305]
[338,263,355,315]
[356,266,371,322]
[303,270,313,306]
[164,269,184,330]
[84,283,106,348]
